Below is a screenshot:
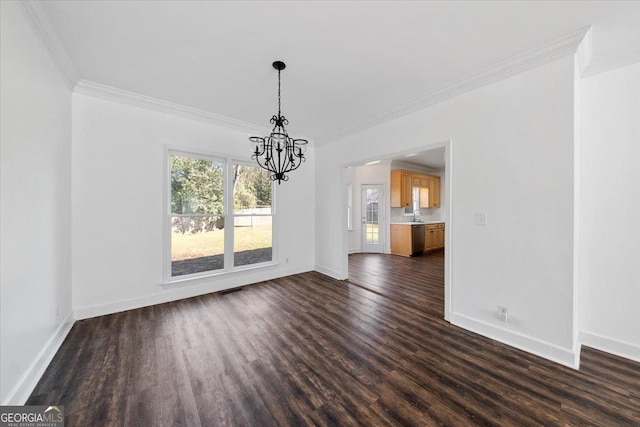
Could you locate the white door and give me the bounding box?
[362,184,385,253]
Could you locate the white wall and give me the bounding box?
[345,163,391,253]
[579,62,640,361]
[316,57,578,366]
[0,1,73,404]
[71,94,315,318]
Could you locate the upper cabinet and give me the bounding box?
[412,175,429,188]
[391,170,412,207]
[391,170,440,208]
[429,175,441,208]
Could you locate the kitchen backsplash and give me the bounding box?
[391,207,443,222]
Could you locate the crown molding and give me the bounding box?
[316,27,591,144]
[576,27,593,75]
[74,80,269,134]
[582,44,640,78]
[18,0,80,90]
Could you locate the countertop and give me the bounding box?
[390,221,444,225]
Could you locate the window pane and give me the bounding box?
[171,216,225,276]
[232,163,273,268]
[366,223,379,244]
[412,187,419,213]
[233,164,272,214]
[234,216,272,267]
[171,155,224,215]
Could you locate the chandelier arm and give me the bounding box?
[280,149,294,174]
[278,150,298,175]
[252,157,273,173]
[284,138,300,171]
[251,144,266,158]
[286,154,305,173]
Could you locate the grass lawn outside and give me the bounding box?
[171,225,272,261]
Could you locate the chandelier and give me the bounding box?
[249,61,308,184]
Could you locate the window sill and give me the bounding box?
[159,261,279,287]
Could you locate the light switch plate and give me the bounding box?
[474,212,488,226]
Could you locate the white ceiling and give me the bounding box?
[43,1,640,144]
[397,148,447,170]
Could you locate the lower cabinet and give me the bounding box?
[424,223,445,251]
[392,223,445,256]
[390,224,413,257]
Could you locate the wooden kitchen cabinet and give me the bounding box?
[402,173,412,207]
[435,226,445,247]
[429,175,441,208]
[391,224,413,256]
[425,226,438,250]
[391,170,412,207]
[392,170,441,209]
[424,223,445,252]
[412,174,430,188]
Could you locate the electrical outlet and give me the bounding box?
[498,305,509,322]
[285,257,289,263]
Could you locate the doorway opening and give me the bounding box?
[343,141,452,321]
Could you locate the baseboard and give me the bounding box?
[579,330,640,363]
[314,264,346,280]
[2,315,74,405]
[74,264,314,320]
[348,248,360,254]
[450,311,578,369]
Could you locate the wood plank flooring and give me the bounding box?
[27,255,640,426]
[348,251,445,318]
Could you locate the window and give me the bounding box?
[412,186,420,216]
[232,163,273,267]
[166,150,275,281]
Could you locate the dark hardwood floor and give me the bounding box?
[28,255,640,426]
[348,251,445,318]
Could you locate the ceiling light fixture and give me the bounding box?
[249,61,308,184]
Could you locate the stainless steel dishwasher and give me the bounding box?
[411,224,425,256]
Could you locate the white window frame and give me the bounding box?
[162,147,277,285]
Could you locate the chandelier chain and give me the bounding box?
[277,69,281,117]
